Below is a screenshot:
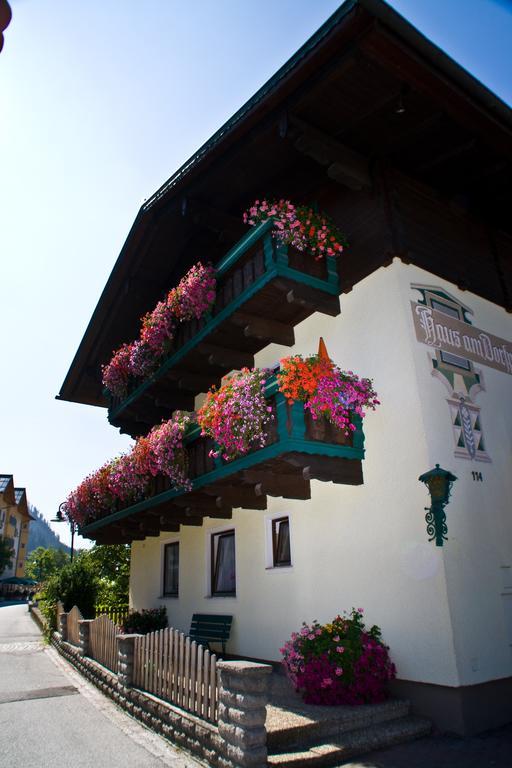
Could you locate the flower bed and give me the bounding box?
[280,609,396,705]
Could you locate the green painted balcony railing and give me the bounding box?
[84,374,364,545]
[107,219,341,437]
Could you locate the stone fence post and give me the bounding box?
[58,612,68,641]
[78,619,93,657]
[217,660,272,768]
[117,634,140,687]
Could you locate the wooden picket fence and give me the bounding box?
[88,614,121,672]
[67,605,83,647]
[133,628,218,723]
[56,600,65,628]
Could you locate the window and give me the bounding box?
[272,517,291,567]
[211,530,236,596]
[163,542,179,596]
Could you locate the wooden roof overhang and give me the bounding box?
[58,0,512,410]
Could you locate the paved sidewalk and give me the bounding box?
[342,724,512,768]
[0,602,202,768]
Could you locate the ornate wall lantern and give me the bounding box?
[418,464,457,546]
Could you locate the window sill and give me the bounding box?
[158,594,179,599]
[204,594,237,599]
[265,565,293,571]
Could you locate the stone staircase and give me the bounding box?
[265,672,431,767]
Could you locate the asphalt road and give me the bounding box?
[0,602,201,768]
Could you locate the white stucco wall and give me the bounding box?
[130,259,512,689]
[396,264,512,686]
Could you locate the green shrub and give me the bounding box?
[121,607,167,635]
[42,557,98,618]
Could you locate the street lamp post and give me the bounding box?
[51,502,75,562]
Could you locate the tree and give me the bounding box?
[0,536,14,576]
[43,557,99,618]
[25,546,69,582]
[80,544,130,607]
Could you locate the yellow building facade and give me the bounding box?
[0,476,31,579]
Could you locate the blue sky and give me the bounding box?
[0,0,510,547]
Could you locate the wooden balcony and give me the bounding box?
[83,376,364,544]
[108,220,341,436]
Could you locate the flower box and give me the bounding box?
[81,378,364,545]
[108,220,341,437]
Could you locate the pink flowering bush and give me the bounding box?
[147,411,193,490]
[129,339,159,378]
[243,199,347,260]
[140,299,175,356]
[280,609,396,706]
[167,262,216,321]
[278,354,380,435]
[102,262,216,397]
[65,411,193,526]
[101,343,133,399]
[197,368,274,461]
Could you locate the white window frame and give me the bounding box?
[205,524,237,598]
[159,536,180,599]
[265,512,293,570]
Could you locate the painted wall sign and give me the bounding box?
[411,285,497,464]
[411,301,512,376]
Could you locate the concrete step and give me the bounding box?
[267,715,432,768]
[267,698,411,752]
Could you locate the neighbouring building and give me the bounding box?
[58,0,512,735]
[0,476,32,579]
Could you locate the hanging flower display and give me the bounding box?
[102,262,216,397]
[197,368,274,462]
[166,262,217,322]
[140,299,176,356]
[101,343,134,399]
[78,340,378,527]
[280,609,396,706]
[129,339,159,379]
[278,343,379,434]
[65,411,193,526]
[243,199,347,260]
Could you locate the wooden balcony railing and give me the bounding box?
[83,375,364,545]
[108,220,341,436]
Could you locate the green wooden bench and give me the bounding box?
[188,613,233,656]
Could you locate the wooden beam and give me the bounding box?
[197,342,254,370]
[153,392,195,411]
[174,515,204,526]
[276,281,340,317]
[188,199,246,240]
[204,484,268,510]
[289,115,371,190]
[242,470,311,500]
[231,311,295,346]
[286,454,364,486]
[177,372,219,392]
[172,494,225,510]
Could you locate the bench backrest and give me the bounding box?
[189,613,233,644]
